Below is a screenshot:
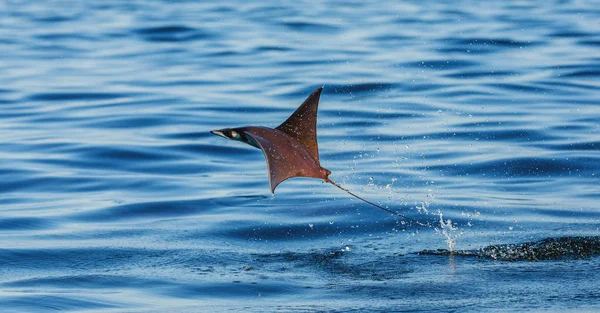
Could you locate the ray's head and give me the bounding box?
[210,128,242,141]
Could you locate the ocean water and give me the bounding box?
[1,1,599,312]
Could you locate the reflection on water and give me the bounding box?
[0,0,599,312]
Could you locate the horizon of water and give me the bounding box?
[1,1,599,312]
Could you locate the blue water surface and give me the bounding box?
[1,1,599,312]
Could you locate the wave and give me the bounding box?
[419,236,600,261]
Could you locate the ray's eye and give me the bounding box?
[230,130,243,140]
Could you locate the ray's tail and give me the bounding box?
[325,178,431,227]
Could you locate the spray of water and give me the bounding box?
[434,210,464,253]
[349,155,472,251]
[413,192,466,252]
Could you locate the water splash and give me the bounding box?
[414,192,465,252]
[434,210,464,253]
[414,193,433,214]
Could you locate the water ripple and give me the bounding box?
[134,25,211,42]
[27,92,132,101]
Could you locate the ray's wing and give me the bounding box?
[276,87,323,165]
[243,127,327,193]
